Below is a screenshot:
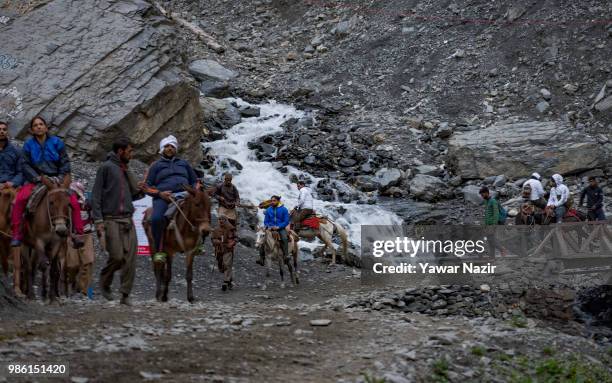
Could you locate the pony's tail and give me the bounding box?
[333,221,349,258]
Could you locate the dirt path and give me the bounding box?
[1,244,611,383]
[0,245,395,382]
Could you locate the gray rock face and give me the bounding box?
[447,121,608,179]
[373,168,402,189]
[462,185,484,205]
[189,59,238,97]
[536,101,550,113]
[0,0,203,163]
[409,174,450,202]
[595,96,612,112]
[200,97,241,131]
[189,59,238,82]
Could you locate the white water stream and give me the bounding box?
[204,99,402,252]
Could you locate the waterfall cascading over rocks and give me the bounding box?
[202,99,403,254]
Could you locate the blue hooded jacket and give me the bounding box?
[146,156,197,197]
[22,135,70,182]
[0,141,24,186]
[264,203,290,229]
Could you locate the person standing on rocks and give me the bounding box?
[291,180,314,231]
[66,181,95,298]
[144,135,198,264]
[580,176,606,221]
[480,187,500,226]
[210,173,240,291]
[522,172,546,208]
[92,138,144,305]
[479,186,505,257]
[547,174,570,223]
[10,116,85,249]
[210,173,240,227]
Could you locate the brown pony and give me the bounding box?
[0,187,16,292]
[143,185,211,302]
[516,202,585,225]
[21,177,72,302]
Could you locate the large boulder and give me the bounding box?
[462,185,484,205]
[189,59,238,97]
[373,168,402,190]
[189,59,238,82]
[409,174,451,202]
[200,97,242,131]
[0,0,203,163]
[447,121,608,179]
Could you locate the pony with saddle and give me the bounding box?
[143,185,211,302]
[515,188,586,225]
[291,213,348,265]
[255,226,299,290]
[0,187,16,293]
[19,177,73,302]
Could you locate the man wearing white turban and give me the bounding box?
[159,135,178,154]
[145,135,198,263]
[522,172,546,208]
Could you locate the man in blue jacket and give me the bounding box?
[0,121,24,190]
[145,135,197,263]
[259,195,290,265]
[0,121,24,296]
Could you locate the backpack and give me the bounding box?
[497,200,508,224]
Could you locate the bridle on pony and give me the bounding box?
[46,188,72,232]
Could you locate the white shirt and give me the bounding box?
[548,184,569,207]
[297,187,314,210]
[523,179,545,201]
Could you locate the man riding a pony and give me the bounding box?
[143,135,198,264]
[0,120,24,295]
[290,180,315,231]
[258,195,290,265]
[0,121,24,191]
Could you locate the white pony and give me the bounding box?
[255,228,299,290]
[294,217,349,265]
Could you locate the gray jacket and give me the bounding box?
[92,152,143,222]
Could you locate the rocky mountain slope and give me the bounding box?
[0,0,202,162]
[165,0,611,221]
[1,0,610,216]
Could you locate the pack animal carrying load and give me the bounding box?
[211,218,236,273]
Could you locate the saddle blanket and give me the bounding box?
[302,216,320,230]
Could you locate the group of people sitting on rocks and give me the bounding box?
[479,172,606,225]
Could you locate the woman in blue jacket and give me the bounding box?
[11,116,84,247]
